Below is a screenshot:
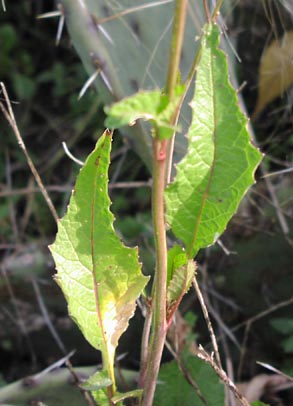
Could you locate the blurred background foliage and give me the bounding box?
[0,1,292,405]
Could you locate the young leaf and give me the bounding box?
[49,131,149,382]
[111,389,143,404]
[165,23,262,258]
[81,370,112,391]
[167,259,195,304]
[167,244,187,286]
[166,259,196,323]
[104,88,183,139]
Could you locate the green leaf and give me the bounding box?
[105,90,161,127]
[166,258,195,322]
[184,311,197,328]
[81,370,112,391]
[167,260,195,304]
[270,318,293,335]
[112,389,143,404]
[50,131,149,378]
[165,23,262,258]
[282,336,293,353]
[154,354,225,406]
[12,73,36,100]
[167,245,187,286]
[104,88,183,139]
[0,24,18,52]
[92,388,110,406]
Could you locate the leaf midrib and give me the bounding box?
[187,31,217,259]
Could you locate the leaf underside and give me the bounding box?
[50,131,148,371]
[104,88,183,140]
[165,23,262,258]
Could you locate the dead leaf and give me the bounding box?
[236,373,293,405]
[253,31,293,119]
[167,310,198,355]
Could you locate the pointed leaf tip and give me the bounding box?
[50,131,149,370]
[165,23,262,258]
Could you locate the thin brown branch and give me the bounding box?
[0,82,58,223]
[263,174,290,235]
[237,322,252,380]
[138,298,153,388]
[0,180,152,198]
[30,276,96,406]
[166,313,208,405]
[31,277,67,355]
[193,276,222,369]
[5,150,19,241]
[197,346,251,406]
[247,116,290,237]
[202,0,211,23]
[94,0,173,25]
[232,296,293,333]
[1,266,37,365]
[165,339,208,405]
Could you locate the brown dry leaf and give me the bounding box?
[236,373,293,405]
[167,310,198,355]
[253,31,293,118]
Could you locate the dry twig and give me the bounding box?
[197,346,251,406]
[0,82,59,223]
[193,276,222,369]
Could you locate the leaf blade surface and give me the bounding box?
[50,131,148,371]
[165,23,262,258]
[154,354,225,406]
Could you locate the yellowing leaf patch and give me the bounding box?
[253,31,293,118]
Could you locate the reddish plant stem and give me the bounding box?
[165,0,188,184]
[141,138,168,406]
[138,299,153,388]
[140,1,188,404]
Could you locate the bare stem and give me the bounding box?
[142,138,168,406]
[141,2,188,404]
[193,276,222,369]
[165,0,188,184]
[202,0,211,24]
[165,0,187,97]
[138,299,153,388]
